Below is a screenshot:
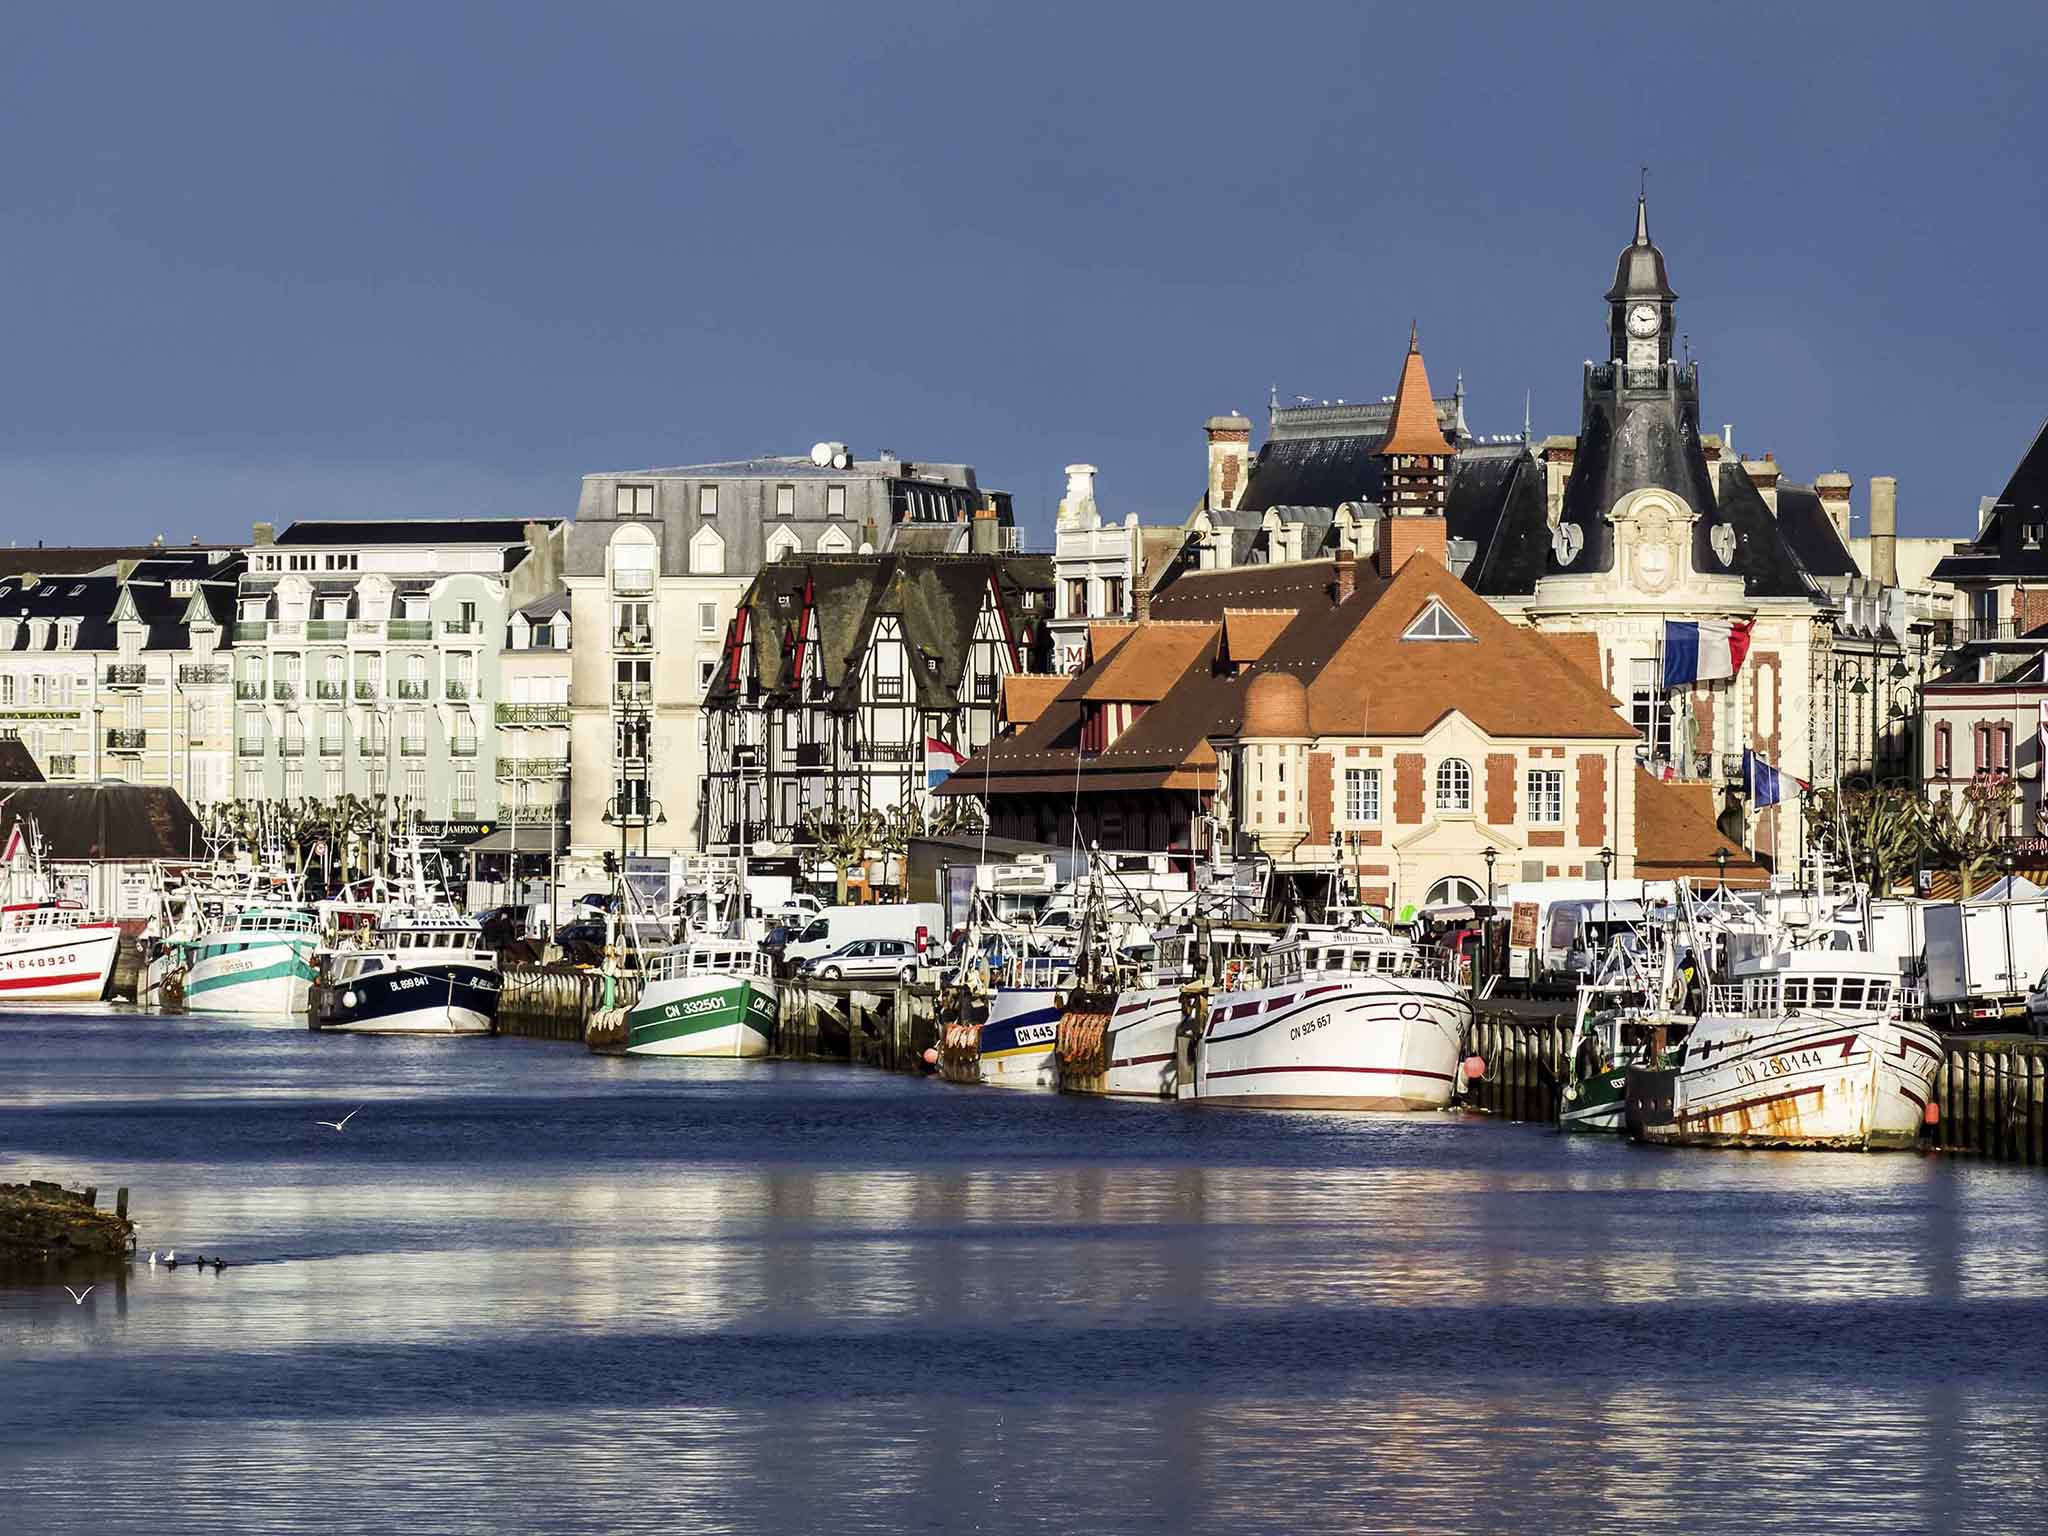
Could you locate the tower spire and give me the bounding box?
[1635,166,1650,245]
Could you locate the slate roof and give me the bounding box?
[0,546,177,581]
[271,519,559,547]
[0,740,43,781]
[1773,484,1859,579]
[0,553,242,653]
[707,553,1054,710]
[0,784,204,861]
[1931,418,2048,583]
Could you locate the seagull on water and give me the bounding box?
[147,1250,158,1267]
[165,1250,179,1269]
[63,1285,94,1305]
[316,1106,364,1133]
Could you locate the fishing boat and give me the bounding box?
[1625,950,1939,1151]
[309,832,499,1035]
[623,936,778,1056]
[174,905,322,1014]
[1180,920,1470,1111]
[1560,918,1697,1134]
[0,818,121,1003]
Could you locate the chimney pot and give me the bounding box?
[1870,475,1899,587]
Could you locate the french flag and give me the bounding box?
[925,736,966,789]
[1662,619,1754,688]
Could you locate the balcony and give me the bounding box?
[233,621,268,643]
[178,663,229,686]
[387,620,432,642]
[272,681,298,700]
[238,738,264,758]
[504,801,567,824]
[396,680,429,700]
[47,753,77,778]
[442,619,482,638]
[354,679,381,700]
[450,802,478,820]
[611,569,655,596]
[306,620,348,642]
[235,680,264,699]
[495,702,570,727]
[279,738,305,757]
[400,739,427,757]
[315,680,345,700]
[614,683,653,708]
[106,728,147,753]
[498,757,568,779]
[858,743,919,764]
[357,738,388,758]
[445,680,471,701]
[794,743,828,768]
[271,620,304,641]
[451,737,479,757]
[103,663,148,689]
[614,627,653,652]
[319,736,345,757]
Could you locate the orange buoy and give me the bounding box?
[1924,1100,1940,1126]
[1463,1055,1487,1080]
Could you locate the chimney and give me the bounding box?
[1742,456,1781,515]
[1205,414,1251,512]
[1056,464,1100,532]
[1870,475,1899,587]
[1378,516,1448,578]
[1135,573,1152,623]
[1331,548,1357,605]
[1538,436,1575,526]
[1814,471,1853,541]
[252,521,275,546]
[970,498,998,554]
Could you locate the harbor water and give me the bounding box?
[4,1008,2047,1534]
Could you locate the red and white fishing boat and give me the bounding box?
[0,819,120,1003]
[1181,922,1470,1111]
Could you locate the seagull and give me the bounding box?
[315,1106,364,1132]
[147,1250,158,1267]
[209,1257,227,1272]
[164,1249,179,1269]
[63,1285,94,1305]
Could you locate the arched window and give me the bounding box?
[1435,757,1472,812]
[1426,876,1482,907]
[611,526,659,591]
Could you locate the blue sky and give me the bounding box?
[2,1,2042,547]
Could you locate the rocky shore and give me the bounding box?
[0,1182,134,1264]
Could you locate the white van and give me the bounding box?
[784,903,945,968]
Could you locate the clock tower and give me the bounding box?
[1605,193,1678,386]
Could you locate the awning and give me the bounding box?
[463,824,567,856]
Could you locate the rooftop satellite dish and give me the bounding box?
[831,449,850,470]
[810,442,833,468]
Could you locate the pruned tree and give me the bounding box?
[799,806,886,903]
[1807,782,1928,895]
[1927,771,2021,897]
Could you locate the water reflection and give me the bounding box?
[1,1010,2044,1533]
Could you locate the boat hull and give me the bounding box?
[1560,1068,1630,1133]
[183,938,317,1014]
[1059,986,1182,1099]
[625,974,776,1057]
[1626,1011,1941,1151]
[977,989,1062,1089]
[311,962,500,1036]
[1190,978,1468,1111]
[0,927,120,1003]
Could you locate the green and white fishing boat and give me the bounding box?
[1560,907,1695,1134]
[625,936,779,1057]
[177,905,322,1014]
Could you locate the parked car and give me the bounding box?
[800,938,919,983]
[474,905,528,948]
[2026,969,2048,1036]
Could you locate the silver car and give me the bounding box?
[803,938,918,983]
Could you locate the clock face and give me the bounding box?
[1627,303,1661,339]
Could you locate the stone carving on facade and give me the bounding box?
[1610,488,1691,597]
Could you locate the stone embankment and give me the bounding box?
[0,1182,134,1263]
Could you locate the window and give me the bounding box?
[698,658,717,692]
[1527,768,1565,825]
[690,524,726,575]
[616,484,654,518]
[827,485,846,519]
[1971,588,1999,641]
[284,766,304,800]
[615,658,651,703]
[615,601,652,645]
[1630,659,1671,759]
[1344,768,1380,822]
[698,602,718,636]
[0,677,12,705]
[776,484,795,518]
[1436,758,1472,812]
[403,711,426,754]
[324,764,343,799]
[1103,576,1125,615]
[697,485,718,519]
[455,769,477,814]
[612,530,658,592]
[765,526,801,562]
[1065,578,1089,618]
[367,766,386,802]
[1935,722,1952,777]
[405,767,425,805]
[2028,523,2046,551]
[1401,599,1472,641]
[1997,724,2013,772]
[459,601,477,629]
[616,716,650,760]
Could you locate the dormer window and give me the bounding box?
[2026,522,2045,550]
[1401,598,1473,641]
[171,579,196,596]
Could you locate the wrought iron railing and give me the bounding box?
[354,679,380,700]
[179,663,230,686]
[397,680,429,700]
[272,681,298,700]
[106,728,147,751]
[104,663,148,687]
[498,757,568,778]
[315,680,344,700]
[387,620,432,642]
[495,703,570,726]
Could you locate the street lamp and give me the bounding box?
[1481,846,1497,909]
[1599,845,1615,965]
[1715,845,1730,892]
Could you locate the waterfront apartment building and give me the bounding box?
[494,594,573,858]
[0,547,243,806]
[231,519,564,821]
[560,449,1017,883]
[1048,464,1188,673]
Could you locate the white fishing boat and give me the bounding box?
[0,818,121,1004]
[174,905,322,1014]
[1181,921,1470,1111]
[624,936,778,1057]
[1626,950,1939,1151]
